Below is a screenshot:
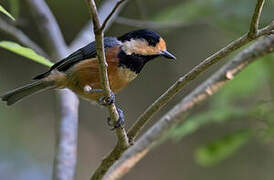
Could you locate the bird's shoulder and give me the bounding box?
[51,37,121,72]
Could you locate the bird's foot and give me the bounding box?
[107,108,125,130]
[99,90,115,106]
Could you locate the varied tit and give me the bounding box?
[1,29,176,128]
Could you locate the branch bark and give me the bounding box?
[69,0,128,51]
[84,0,130,179]
[85,0,273,179]
[100,0,126,31]
[85,0,129,146]
[0,17,46,57]
[103,34,274,180]
[2,0,272,179]
[2,0,128,179]
[24,1,79,180]
[25,0,67,58]
[127,21,274,142]
[248,0,265,37]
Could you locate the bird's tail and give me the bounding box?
[1,80,55,106]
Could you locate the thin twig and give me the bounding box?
[0,17,46,57]
[85,1,273,179]
[100,0,126,31]
[85,0,129,145]
[85,0,130,179]
[127,21,274,142]
[25,0,67,58]
[24,1,79,180]
[103,34,274,180]
[69,0,128,51]
[248,0,265,37]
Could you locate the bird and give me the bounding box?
[1,29,176,128]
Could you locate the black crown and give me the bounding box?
[118,29,161,46]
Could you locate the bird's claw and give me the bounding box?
[107,108,125,130]
[99,90,115,106]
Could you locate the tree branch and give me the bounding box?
[25,0,67,58]
[2,0,128,179]
[0,17,46,57]
[24,1,79,180]
[85,0,129,145]
[6,0,129,179]
[127,21,274,142]
[82,1,273,179]
[248,0,265,37]
[100,0,126,31]
[69,0,128,51]
[103,34,274,180]
[85,0,130,179]
[127,0,272,142]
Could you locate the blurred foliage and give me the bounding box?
[0,41,53,67]
[167,106,246,141]
[154,0,274,34]
[168,54,274,165]
[0,3,15,20]
[162,0,274,168]
[194,130,252,167]
[9,0,19,19]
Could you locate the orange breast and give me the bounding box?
[60,46,137,102]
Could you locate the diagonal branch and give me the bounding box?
[127,21,274,143]
[81,0,273,179]
[85,0,130,180]
[103,34,274,180]
[69,0,128,51]
[85,0,129,146]
[127,0,271,142]
[100,0,126,31]
[0,17,46,57]
[25,0,68,58]
[24,1,79,180]
[248,0,265,37]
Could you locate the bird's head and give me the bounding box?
[118,29,176,60]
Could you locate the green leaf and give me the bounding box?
[214,60,268,106]
[167,60,270,142]
[167,106,245,141]
[194,130,252,167]
[0,41,53,67]
[0,4,15,21]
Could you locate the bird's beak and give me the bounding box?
[160,50,176,60]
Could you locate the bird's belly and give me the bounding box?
[110,67,137,92]
[63,62,137,102]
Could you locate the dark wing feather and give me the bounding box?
[33,37,120,80]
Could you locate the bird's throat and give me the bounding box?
[118,50,158,73]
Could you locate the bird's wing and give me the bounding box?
[53,37,121,72]
[33,37,121,80]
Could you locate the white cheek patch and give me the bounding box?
[122,39,159,56]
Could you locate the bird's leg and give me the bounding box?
[107,107,125,130]
[84,85,123,129]
[99,90,115,106]
[84,85,115,105]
